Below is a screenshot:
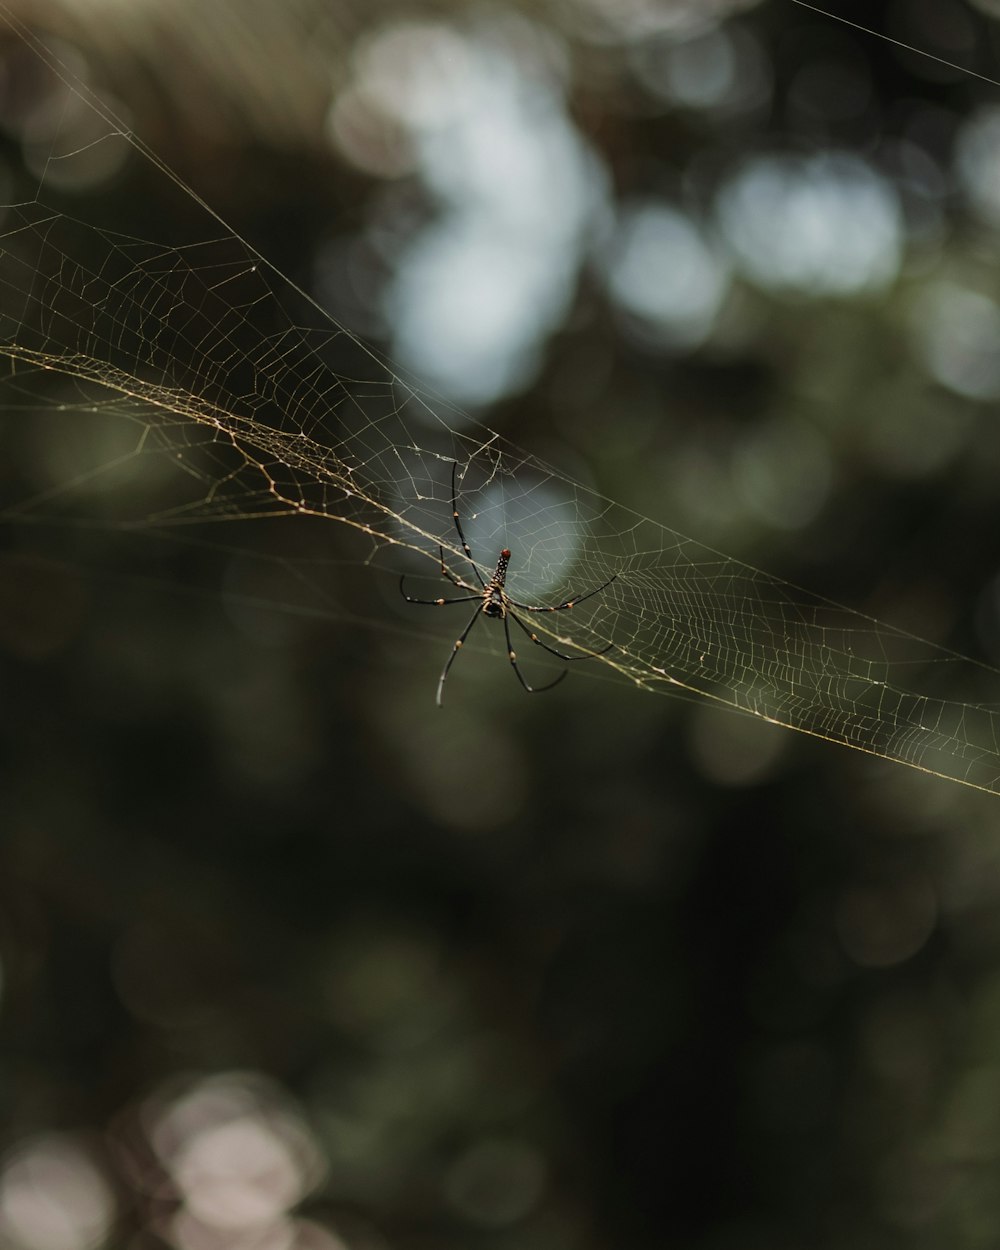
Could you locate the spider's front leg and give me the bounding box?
[438,544,481,593]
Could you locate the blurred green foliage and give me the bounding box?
[4,1,1000,1248]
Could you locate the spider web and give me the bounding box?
[2,9,1000,795]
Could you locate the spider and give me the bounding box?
[400,463,617,706]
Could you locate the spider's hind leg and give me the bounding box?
[436,603,484,707]
[508,609,614,662]
[502,612,568,694]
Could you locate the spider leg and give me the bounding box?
[450,462,486,588]
[503,611,568,694]
[509,573,617,614]
[508,608,614,661]
[400,573,481,606]
[438,545,480,592]
[437,603,484,707]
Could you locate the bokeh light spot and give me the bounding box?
[688,703,788,786]
[836,879,937,968]
[444,1138,546,1227]
[0,1135,116,1250]
[320,920,456,1050]
[629,22,770,112]
[332,16,605,408]
[733,418,832,530]
[909,282,1000,400]
[717,152,902,296]
[146,1073,325,1235]
[604,201,730,351]
[955,104,1000,228]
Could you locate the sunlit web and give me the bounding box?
[2,5,1000,795]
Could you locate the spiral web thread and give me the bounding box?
[1,9,1000,795]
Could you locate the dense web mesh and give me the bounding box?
[2,8,1000,794]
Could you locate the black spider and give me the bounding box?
[401,463,616,705]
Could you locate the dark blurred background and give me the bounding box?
[4,0,1000,1247]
